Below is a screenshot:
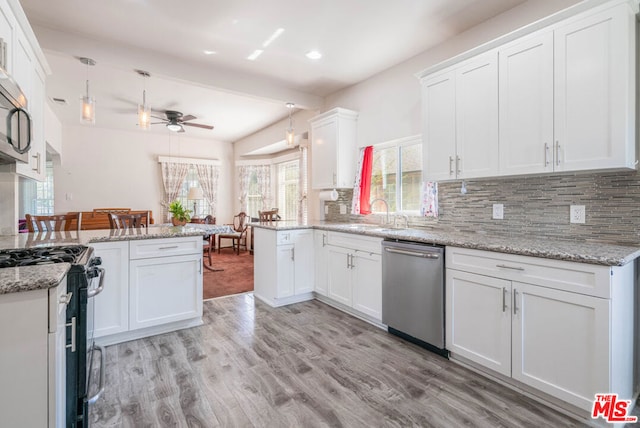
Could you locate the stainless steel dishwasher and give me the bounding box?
[382,239,448,357]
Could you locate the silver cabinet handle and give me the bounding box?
[32,152,41,174]
[350,254,355,269]
[199,258,202,274]
[544,143,550,166]
[449,156,454,176]
[86,344,106,405]
[496,264,524,271]
[346,253,350,269]
[502,287,507,313]
[59,292,73,306]
[456,156,461,175]
[333,172,337,186]
[322,234,326,247]
[513,289,518,315]
[291,248,295,261]
[159,245,179,250]
[65,316,76,352]
[87,267,106,298]
[384,247,440,259]
[555,141,560,166]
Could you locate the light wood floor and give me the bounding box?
[91,294,590,427]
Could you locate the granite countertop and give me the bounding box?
[0,225,206,295]
[250,221,640,266]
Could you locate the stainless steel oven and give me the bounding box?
[0,66,31,164]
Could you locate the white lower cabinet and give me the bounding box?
[446,246,634,412]
[254,228,315,306]
[130,254,202,329]
[325,232,382,322]
[92,236,203,345]
[92,241,129,337]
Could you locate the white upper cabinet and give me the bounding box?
[499,31,554,175]
[554,2,635,172]
[421,0,637,180]
[422,52,498,181]
[310,108,358,189]
[0,0,15,74]
[455,52,499,179]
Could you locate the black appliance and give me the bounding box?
[0,245,105,427]
[0,64,32,164]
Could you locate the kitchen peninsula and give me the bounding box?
[252,220,640,419]
[0,225,207,345]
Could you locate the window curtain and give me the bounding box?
[237,165,252,213]
[255,165,272,210]
[351,146,374,215]
[195,164,220,217]
[160,162,190,221]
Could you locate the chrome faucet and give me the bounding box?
[370,198,390,225]
[395,214,409,229]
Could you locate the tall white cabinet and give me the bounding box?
[421,0,637,180]
[309,108,358,189]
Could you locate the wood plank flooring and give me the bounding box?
[90,294,592,427]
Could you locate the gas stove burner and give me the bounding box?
[0,245,88,268]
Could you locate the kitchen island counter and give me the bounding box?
[250,221,640,267]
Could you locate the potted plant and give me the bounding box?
[168,200,191,226]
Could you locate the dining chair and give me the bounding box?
[108,212,150,230]
[258,209,279,222]
[202,214,217,265]
[25,213,83,233]
[218,212,248,255]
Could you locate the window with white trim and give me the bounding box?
[177,166,210,218]
[276,159,299,221]
[370,139,422,214]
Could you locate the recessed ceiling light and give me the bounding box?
[203,50,217,55]
[262,28,285,48]
[306,50,322,60]
[247,49,264,61]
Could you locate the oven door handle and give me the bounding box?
[87,267,106,298]
[86,344,105,405]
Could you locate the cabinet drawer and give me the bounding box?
[130,237,201,259]
[276,231,293,245]
[446,247,611,298]
[328,232,382,254]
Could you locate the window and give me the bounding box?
[246,170,261,218]
[370,140,422,214]
[34,161,55,215]
[276,159,299,221]
[177,166,209,217]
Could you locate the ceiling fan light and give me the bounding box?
[167,123,182,132]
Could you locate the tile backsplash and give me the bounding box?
[324,169,640,246]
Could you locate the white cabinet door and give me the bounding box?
[129,254,202,330]
[455,51,499,179]
[499,31,554,175]
[446,269,511,376]
[311,117,338,189]
[91,241,129,338]
[351,251,382,320]
[313,230,328,296]
[327,246,352,306]
[554,3,634,172]
[512,281,610,411]
[276,244,295,298]
[292,230,314,294]
[16,65,45,180]
[422,69,456,181]
[0,0,15,73]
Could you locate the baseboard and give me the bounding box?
[95,317,204,347]
[254,291,314,307]
[314,293,386,330]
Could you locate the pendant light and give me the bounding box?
[285,102,295,146]
[79,57,96,124]
[136,70,151,130]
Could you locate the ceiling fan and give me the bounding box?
[150,110,214,133]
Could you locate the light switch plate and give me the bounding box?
[570,205,585,224]
[324,205,329,215]
[492,204,504,220]
[339,204,347,215]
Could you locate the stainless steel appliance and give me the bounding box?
[381,240,448,357]
[0,66,32,164]
[0,245,105,427]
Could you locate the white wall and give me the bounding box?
[54,125,235,224]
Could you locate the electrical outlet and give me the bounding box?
[492,204,504,220]
[324,205,329,215]
[339,204,347,215]
[570,205,585,224]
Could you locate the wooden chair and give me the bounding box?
[108,212,150,230]
[25,213,82,233]
[202,215,216,265]
[218,212,248,255]
[258,209,279,222]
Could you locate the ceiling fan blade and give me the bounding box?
[151,115,167,121]
[182,122,214,130]
[181,114,197,122]
[149,122,166,125]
